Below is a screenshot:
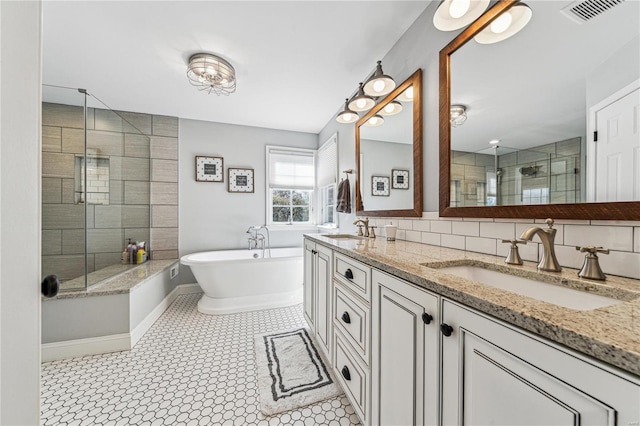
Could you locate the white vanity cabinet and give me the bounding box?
[371,270,440,426]
[304,237,640,426]
[303,239,332,358]
[332,252,372,425]
[440,299,640,426]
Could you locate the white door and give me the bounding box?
[1,1,42,424]
[371,270,439,426]
[594,86,640,201]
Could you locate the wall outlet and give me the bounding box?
[170,263,179,280]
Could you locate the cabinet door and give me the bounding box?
[441,299,640,426]
[315,243,332,357]
[371,270,439,426]
[303,239,315,330]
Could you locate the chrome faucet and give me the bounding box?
[245,225,271,257]
[520,218,562,272]
[353,218,370,237]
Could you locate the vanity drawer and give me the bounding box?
[334,328,368,424]
[334,253,371,302]
[334,282,370,365]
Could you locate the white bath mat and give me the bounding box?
[254,327,343,416]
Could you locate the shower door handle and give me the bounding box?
[41,275,60,298]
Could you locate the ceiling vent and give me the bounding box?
[561,0,625,23]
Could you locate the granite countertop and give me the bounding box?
[305,233,640,377]
[44,259,179,301]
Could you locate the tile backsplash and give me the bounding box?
[372,212,640,280]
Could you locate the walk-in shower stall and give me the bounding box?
[42,85,151,291]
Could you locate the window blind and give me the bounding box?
[317,136,337,188]
[267,148,314,190]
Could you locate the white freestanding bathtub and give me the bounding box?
[180,247,303,315]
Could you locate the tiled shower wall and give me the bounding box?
[371,214,640,280]
[41,103,179,282]
[450,137,582,207]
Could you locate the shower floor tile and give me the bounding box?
[40,294,361,426]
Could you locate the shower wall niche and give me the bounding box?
[41,87,179,291]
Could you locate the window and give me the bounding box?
[317,134,338,227]
[266,146,315,225]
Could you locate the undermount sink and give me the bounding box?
[323,234,366,240]
[437,265,623,311]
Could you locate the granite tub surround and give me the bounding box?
[44,259,178,300]
[305,233,640,376]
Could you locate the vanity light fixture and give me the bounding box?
[433,0,490,31]
[450,104,467,127]
[363,61,396,97]
[364,114,385,127]
[336,98,360,124]
[378,100,403,116]
[186,53,236,96]
[396,86,414,102]
[474,3,533,44]
[349,82,376,112]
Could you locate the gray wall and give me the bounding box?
[178,118,317,284]
[361,139,413,211]
[318,2,454,231]
[586,35,639,108]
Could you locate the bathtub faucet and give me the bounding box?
[246,225,271,258]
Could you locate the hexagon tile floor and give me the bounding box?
[41,294,361,426]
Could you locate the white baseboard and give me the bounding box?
[41,333,132,362]
[42,284,201,362]
[130,286,180,346]
[178,283,203,295]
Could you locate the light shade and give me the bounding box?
[396,86,415,103]
[186,53,236,96]
[378,101,403,116]
[363,61,396,97]
[336,98,359,124]
[433,0,490,31]
[349,83,376,112]
[364,114,384,127]
[474,3,532,44]
[450,105,467,127]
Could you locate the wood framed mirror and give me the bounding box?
[356,69,423,217]
[439,0,640,220]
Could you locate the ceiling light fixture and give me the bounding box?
[336,98,359,124]
[364,114,385,127]
[363,61,396,97]
[186,53,236,96]
[433,0,490,31]
[489,139,500,145]
[450,105,467,127]
[349,82,376,112]
[474,3,533,44]
[378,100,403,116]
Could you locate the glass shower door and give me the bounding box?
[41,85,151,292]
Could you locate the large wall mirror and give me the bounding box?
[439,0,640,219]
[356,69,422,217]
